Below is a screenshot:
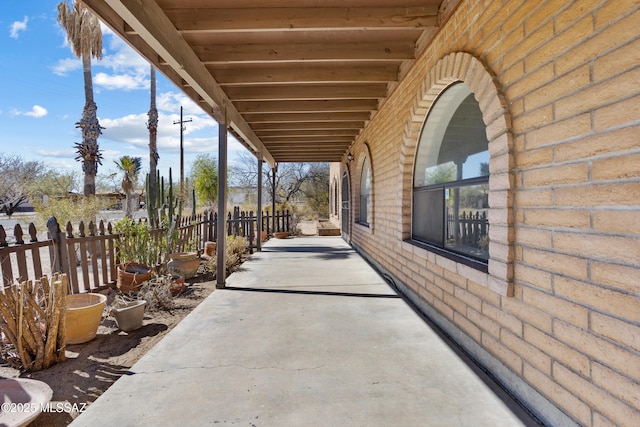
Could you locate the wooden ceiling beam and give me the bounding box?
[212,65,399,86]
[242,112,371,123]
[191,42,414,64]
[251,121,365,131]
[255,129,359,138]
[166,7,438,32]
[225,84,387,101]
[235,99,379,113]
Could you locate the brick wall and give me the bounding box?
[335,1,640,425]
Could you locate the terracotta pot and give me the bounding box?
[204,241,217,257]
[261,231,268,241]
[111,300,146,332]
[170,275,185,296]
[65,293,107,344]
[117,263,152,293]
[167,252,199,279]
[274,231,289,239]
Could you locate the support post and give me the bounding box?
[271,165,277,234]
[256,155,263,251]
[216,117,227,289]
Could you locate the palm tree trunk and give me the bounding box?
[77,52,102,196]
[148,66,159,218]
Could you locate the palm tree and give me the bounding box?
[115,156,142,218]
[147,65,159,219]
[57,0,104,197]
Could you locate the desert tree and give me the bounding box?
[57,0,104,196]
[114,156,142,218]
[190,154,218,208]
[0,154,45,217]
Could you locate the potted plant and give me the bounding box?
[66,292,108,344]
[165,217,200,280]
[113,217,155,293]
[109,295,146,332]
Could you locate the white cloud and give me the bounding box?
[9,16,28,39]
[35,149,76,158]
[51,57,81,76]
[13,105,48,118]
[94,72,148,91]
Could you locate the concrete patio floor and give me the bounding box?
[71,236,541,426]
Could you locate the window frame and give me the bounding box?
[357,156,371,227]
[411,82,490,271]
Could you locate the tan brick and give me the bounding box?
[591,261,640,294]
[523,364,591,426]
[443,291,468,316]
[523,208,590,230]
[554,320,640,381]
[554,126,638,162]
[521,248,588,279]
[592,362,640,411]
[592,312,640,352]
[482,301,523,336]
[525,65,591,112]
[594,95,640,132]
[593,153,640,181]
[524,324,590,376]
[515,226,552,248]
[554,182,640,208]
[525,113,591,150]
[468,306,501,339]
[593,210,640,236]
[501,328,551,374]
[515,188,553,207]
[514,146,554,169]
[556,67,640,120]
[467,279,501,306]
[502,292,552,332]
[453,311,482,342]
[505,20,555,71]
[555,276,640,323]
[523,287,589,329]
[523,163,589,187]
[454,286,482,312]
[513,263,553,292]
[555,0,600,32]
[512,104,553,134]
[525,15,593,73]
[553,231,640,265]
[482,333,522,373]
[506,62,554,103]
[433,296,454,321]
[553,362,640,427]
[593,413,620,427]
[594,38,640,82]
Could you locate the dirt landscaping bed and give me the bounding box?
[0,272,217,426]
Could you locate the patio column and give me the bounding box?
[256,154,263,251]
[216,117,227,288]
[271,165,277,234]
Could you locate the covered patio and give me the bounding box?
[71,236,539,426]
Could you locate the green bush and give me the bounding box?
[33,196,106,231]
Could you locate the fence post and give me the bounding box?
[47,216,70,277]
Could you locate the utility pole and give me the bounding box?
[173,106,192,203]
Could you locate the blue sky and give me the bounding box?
[0,1,250,188]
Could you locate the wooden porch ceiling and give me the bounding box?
[83,0,459,166]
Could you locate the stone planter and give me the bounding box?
[65,293,107,344]
[117,263,152,293]
[111,300,146,332]
[167,252,199,279]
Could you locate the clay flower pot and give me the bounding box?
[167,252,199,279]
[204,241,217,257]
[65,293,107,344]
[117,262,152,293]
[274,231,289,239]
[170,275,185,296]
[111,300,146,332]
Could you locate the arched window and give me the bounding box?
[359,157,371,226]
[412,82,489,262]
